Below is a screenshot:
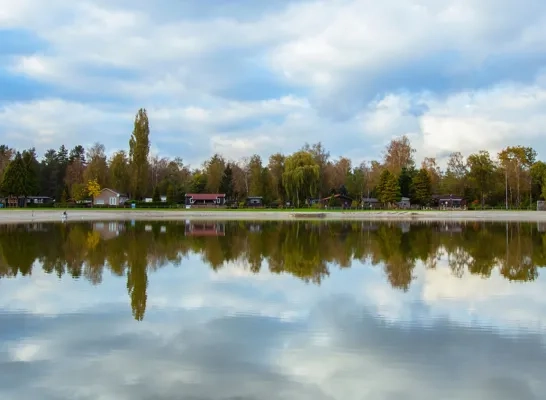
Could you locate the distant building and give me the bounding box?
[144,196,167,203]
[185,193,226,207]
[397,197,411,209]
[93,188,129,206]
[362,197,380,209]
[432,195,465,208]
[321,194,353,208]
[246,196,264,207]
[26,196,54,205]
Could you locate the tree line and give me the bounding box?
[1,108,545,208]
[1,220,544,320]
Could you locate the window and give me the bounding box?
[96,199,105,205]
[109,197,117,206]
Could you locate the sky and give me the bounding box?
[1,252,546,399]
[1,0,546,167]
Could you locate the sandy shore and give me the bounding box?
[1,209,546,223]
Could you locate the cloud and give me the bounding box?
[1,0,546,166]
[2,256,546,399]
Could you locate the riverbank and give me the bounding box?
[1,209,546,223]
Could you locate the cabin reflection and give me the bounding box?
[93,221,126,240]
[185,221,226,236]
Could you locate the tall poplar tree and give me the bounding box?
[129,108,150,199]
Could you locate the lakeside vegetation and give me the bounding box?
[1,108,546,208]
[1,220,545,320]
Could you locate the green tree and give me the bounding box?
[84,142,109,187]
[1,152,26,197]
[109,150,130,193]
[412,168,432,205]
[71,183,88,202]
[129,108,150,199]
[152,186,160,202]
[166,184,175,204]
[268,153,285,202]
[190,170,207,193]
[22,148,39,196]
[220,164,234,199]
[398,167,414,198]
[248,154,265,196]
[205,154,225,193]
[467,151,495,208]
[377,170,400,205]
[282,151,320,207]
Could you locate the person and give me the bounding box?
[62,211,67,221]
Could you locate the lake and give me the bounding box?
[1,220,546,399]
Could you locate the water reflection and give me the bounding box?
[1,220,546,321]
[1,221,546,399]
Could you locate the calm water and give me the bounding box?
[1,220,546,399]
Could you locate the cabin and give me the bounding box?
[397,197,411,209]
[93,188,129,206]
[26,196,54,206]
[245,196,264,207]
[185,193,225,207]
[321,194,353,208]
[362,197,381,209]
[433,195,465,209]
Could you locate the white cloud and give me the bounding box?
[2,0,546,164]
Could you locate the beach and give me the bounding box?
[1,209,546,223]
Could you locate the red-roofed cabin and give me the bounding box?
[185,193,226,207]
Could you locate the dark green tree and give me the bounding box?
[398,167,414,198]
[412,168,432,205]
[166,184,175,204]
[220,164,234,199]
[129,108,150,199]
[152,186,160,202]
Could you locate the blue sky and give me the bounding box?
[1,252,546,399]
[1,0,546,167]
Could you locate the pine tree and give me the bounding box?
[377,170,400,205]
[412,168,432,205]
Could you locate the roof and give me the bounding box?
[185,193,226,200]
[99,188,128,196]
[321,193,353,201]
[246,196,263,199]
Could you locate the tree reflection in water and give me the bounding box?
[1,220,545,320]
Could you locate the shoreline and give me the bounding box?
[1,209,546,223]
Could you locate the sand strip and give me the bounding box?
[1,209,546,223]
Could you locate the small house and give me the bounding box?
[26,196,54,205]
[397,197,411,209]
[93,188,128,206]
[433,195,465,208]
[321,194,353,208]
[245,196,264,207]
[185,193,226,207]
[362,197,380,209]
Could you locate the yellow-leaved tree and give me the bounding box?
[86,179,101,206]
